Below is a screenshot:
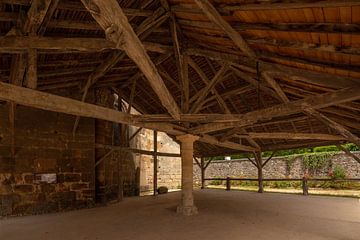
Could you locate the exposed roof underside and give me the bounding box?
[0,0,359,157]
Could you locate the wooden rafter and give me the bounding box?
[194,0,256,59]
[80,0,180,120]
[0,36,172,54]
[190,63,229,113]
[236,132,347,141]
[304,108,360,148]
[188,86,360,134]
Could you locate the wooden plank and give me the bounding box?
[223,1,360,11]
[188,86,360,134]
[194,0,256,59]
[304,108,360,147]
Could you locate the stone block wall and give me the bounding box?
[134,129,181,192]
[0,102,95,216]
[193,153,360,185]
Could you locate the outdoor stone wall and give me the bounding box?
[134,129,181,192]
[193,152,360,185]
[0,100,96,216]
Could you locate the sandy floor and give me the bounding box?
[1,189,360,240]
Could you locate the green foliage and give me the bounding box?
[303,152,334,173]
[313,145,339,152]
[331,165,346,180]
[285,155,298,172]
[209,178,223,185]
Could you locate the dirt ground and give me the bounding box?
[1,189,359,240]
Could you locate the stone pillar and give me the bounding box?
[176,134,199,216]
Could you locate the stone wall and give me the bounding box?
[0,101,95,216]
[193,153,360,185]
[0,90,140,216]
[134,129,181,192]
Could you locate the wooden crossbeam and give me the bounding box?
[0,82,184,136]
[177,18,360,35]
[188,57,231,114]
[185,48,360,89]
[194,0,256,59]
[0,36,172,54]
[237,132,347,141]
[199,134,256,152]
[188,86,360,134]
[304,108,360,148]
[222,1,360,11]
[262,72,289,103]
[262,152,276,168]
[190,63,229,113]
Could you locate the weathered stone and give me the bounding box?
[71,183,88,190]
[64,173,81,182]
[40,183,55,193]
[14,184,34,193]
[157,186,168,194]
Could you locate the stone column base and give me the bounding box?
[176,205,198,216]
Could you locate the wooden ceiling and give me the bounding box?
[0,0,359,157]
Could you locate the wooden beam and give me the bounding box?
[189,86,360,134]
[237,132,347,141]
[223,1,360,11]
[25,49,37,89]
[185,48,360,89]
[95,143,181,158]
[177,19,360,35]
[304,108,360,148]
[262,72,289,103]
[262,152,275,168]
[153,130,158,195]
[129,127,143,142]
[194,0,256,59]
[199,134,257,152]
[0,82,184,135]
[0,36,171,54]
[336,145,360,164]
[80,1,180,119]
[190,63,229,113]
[188,57,231,114]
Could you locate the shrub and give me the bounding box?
[331,165,346,180]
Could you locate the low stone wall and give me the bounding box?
[193,152,360,185]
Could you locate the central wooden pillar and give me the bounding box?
[176,134,199,216]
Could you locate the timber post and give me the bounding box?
[153,130,158,196]
[201,157,205,189]
[255,152,264,193]
[302,177,309,196]
[226,177,231,191]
